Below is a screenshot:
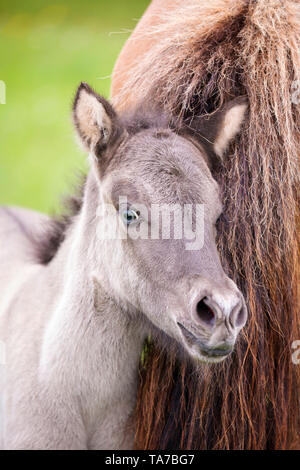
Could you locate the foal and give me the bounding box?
[0,83,247,449]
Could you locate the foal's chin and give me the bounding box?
[176,323,234,364]
[183,344,232,364]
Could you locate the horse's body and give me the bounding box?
[0,82,247,449]
[0,204,142,449]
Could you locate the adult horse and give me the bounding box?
[111,0,300,449]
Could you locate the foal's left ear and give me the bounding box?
[212,97,248,158]
[73,82,123,158]
[187,96,248,161]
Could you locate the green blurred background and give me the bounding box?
[0,0,149,213]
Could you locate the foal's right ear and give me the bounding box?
[73,82,123,158]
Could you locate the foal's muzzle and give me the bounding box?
[177,286,247,362]
[177,322,233,359]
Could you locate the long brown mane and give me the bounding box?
[112,0,300,449]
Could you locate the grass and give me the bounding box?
[0,0,149,213]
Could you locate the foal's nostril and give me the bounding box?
[230,302,247,329]
[236,307,245,327]
[196,298,215,326]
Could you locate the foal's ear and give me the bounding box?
[73,82,123,157]
[188,96,248,160]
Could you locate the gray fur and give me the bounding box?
[0,84,247,449]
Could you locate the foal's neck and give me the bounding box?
[40,171,146,439]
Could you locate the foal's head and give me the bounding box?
[73,83,248,363]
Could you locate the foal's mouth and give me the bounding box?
[177,322,233,361]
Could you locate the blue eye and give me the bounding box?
[121,208,140,225]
